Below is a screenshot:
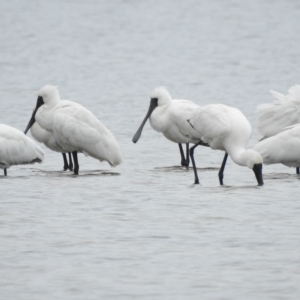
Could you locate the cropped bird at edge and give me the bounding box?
[0,124,44,176]
[187,104,264,186]
[25,85,122,175]
[132,87,200,168]
[256,84,300,174]
[253,124,300,170]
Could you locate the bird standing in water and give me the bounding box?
[25,85,122,175]
[0,124,44,176]
[132,87,200,168]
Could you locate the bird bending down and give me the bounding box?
[29,122,73,171]
[25,85,122,175]
[253,124,300,169]
[0,124,44,175]
[132,87,200,167]
[187,104,264,186]
[256,84,300,173]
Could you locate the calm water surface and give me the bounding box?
[1,1,300,299]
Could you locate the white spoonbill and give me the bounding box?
[29,122,73,171]
[256,84,300,173]
[187,104,264,186]
[253,124,300,169]
[132,87,200,167]
[25,85,122,175]
[0,124,44,176]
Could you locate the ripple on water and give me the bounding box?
[152,165,219,173]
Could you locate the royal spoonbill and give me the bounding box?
[25,85,122,175]
[187,104,264,186]
[29,122,73,171]
[0,124,44,175]
[253,124,300,169]
[132,87,200,167]
[256,84,300,173]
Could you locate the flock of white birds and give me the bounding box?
[1,84,300,186]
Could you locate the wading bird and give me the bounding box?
[257,84,300,173]
[29,122,73,171]
[253,124,300,170]
[0,124,44,175]
[25,85,122,175]
[187,104,264,186]
[132,87,200,167]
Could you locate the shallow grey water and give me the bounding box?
[1,0,300,299]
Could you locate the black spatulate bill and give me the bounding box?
[253,163,264,186]
[24,96,44,134]
[132,98,158,143]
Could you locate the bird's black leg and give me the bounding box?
[218,153,228,185]
[4,169,7,176]
[185,143,190,168]
[179,143,186,166]
[190,142,202,184]
[62,153,68,171]
[68,152,73,171]
[72,151,79,175]
[296,167,300,175]
[179,143,190,168]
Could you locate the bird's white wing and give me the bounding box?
[253,126,300,167]
[53,103,122,166]
[0,125,44,167]
[257,85,300,138]
[30,123,63,152]
[269,90,286,101]
[30,122,51,144]
[287,84,300,101]
[169,100,200,140]
[188,104,230,148]
[283,123,300,131]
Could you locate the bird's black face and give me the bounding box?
[132,98,158,143]
[252,163,264,186]
[24,96,44,134]
[150,98,158,105]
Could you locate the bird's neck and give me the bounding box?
[227,147,262,169]
[226,146,248,167]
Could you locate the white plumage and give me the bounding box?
[25,85,122,174]
[253,124,300,168]
[149,87,200,144]
[133,87,200,167]
[0,124,44,175]
[188,104,264,185]
[30,123,73,171]
[257,84,300,139]
[256,84,300,173]
[30,122,63,152]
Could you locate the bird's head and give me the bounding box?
[242,149,264,186]
[132,87,172,143]
[150,87,172,107]
[37,85,60,106]
[24,85,60,134]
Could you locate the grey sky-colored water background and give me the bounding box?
[1,0,300,299]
